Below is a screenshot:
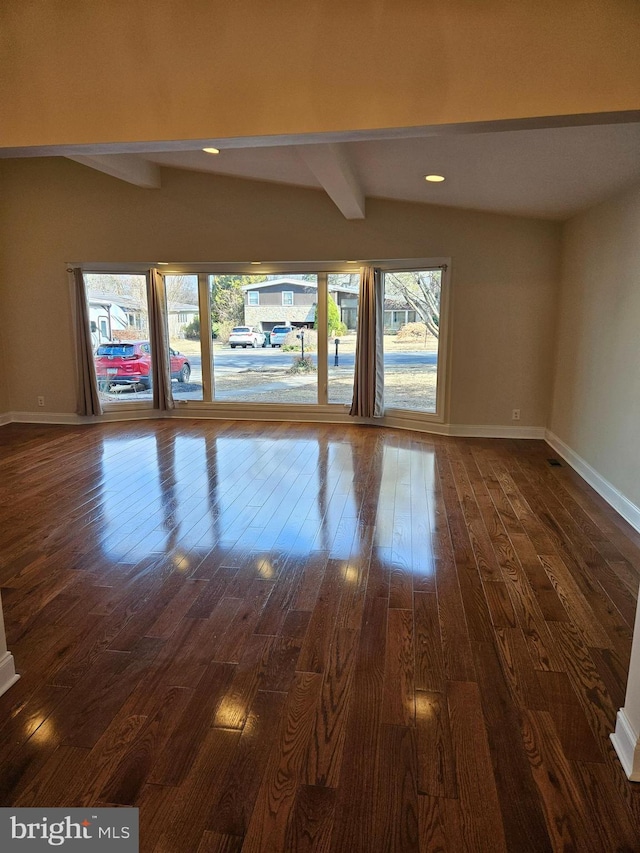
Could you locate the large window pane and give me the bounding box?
[85,273,152,403]
[165,274,203,401]
[210,273,318,404]
[382,270,442,413]
[327,273,360,405]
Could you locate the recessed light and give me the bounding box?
[202,147,220,155]
[157,262,169,265]
[346,260,358,264]
[425,174,445,182]
[250,261,262,265]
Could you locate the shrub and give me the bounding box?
[283,328,318,352]
[313,294,345,336]
[184,316,200,340]
[396,322,429,341]
[288,356,316,374]
[217,321,235,343]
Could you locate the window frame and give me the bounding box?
[282,291,294,306]
[378,260,450,423]
[77,270,154,413]
[247,291,259,306]
[71,259,451,425]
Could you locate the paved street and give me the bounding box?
[190,347,438,375]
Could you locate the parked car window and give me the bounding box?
[269,326,294,347]
[96,344,135,357]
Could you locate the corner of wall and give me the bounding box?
[547,184,640,519]
[0,319,12,418]
[546,218,569,432]
[545,429,640,535]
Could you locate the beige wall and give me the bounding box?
[0,321,9,413]
[1,0,638,149]
[0,157,561,424]
[550,184,640,508]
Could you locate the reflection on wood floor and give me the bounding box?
[0,420,639,852]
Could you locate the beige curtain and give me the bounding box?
[350,265,384,418]
[148,268,174,411]
[73,267,103,417]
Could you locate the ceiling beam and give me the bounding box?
[66,154,161,188]
[297,143,365,219]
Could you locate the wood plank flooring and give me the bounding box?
[0,420,639,852]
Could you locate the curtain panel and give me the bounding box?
[148,269,174,411]
[73,267,103,417]
[349,265,384,418]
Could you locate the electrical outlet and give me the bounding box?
[512,408,521,421]
[37,396,45,407]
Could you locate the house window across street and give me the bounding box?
[282,291,294,306]
[248,291,259,306]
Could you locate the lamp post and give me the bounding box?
[334,338,340,366]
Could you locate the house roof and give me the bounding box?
[242,277,359,294]
[89,294,197,313]
[88,293,142,310]
[167,301,199,313]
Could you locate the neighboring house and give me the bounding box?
[167,302,199,338]
[242,278,317,331]
[89,294,146,347]
[88,294,198,346]
[242,277,360,331]
[383,298,417,331]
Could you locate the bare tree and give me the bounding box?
[84,274,147,303]
[385,271,442,338]
[165,274,199,307]
[171,275,192,302]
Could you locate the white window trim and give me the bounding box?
[378,260,450,423]
[248,292,259,306]
[282,291,294,306]
[72,269,156,414]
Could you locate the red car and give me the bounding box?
[94,341,191,390]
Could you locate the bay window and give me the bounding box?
[78,259,449,422]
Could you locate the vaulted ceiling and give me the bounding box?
[5,117,640,222]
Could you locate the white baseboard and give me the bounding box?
[611,710,640,781]
[94,409,163,423]
[0,651,19,699]
[171,402,355,425]
[546,430,640,535]
[8,411,83,425]
[6,409,161,425]
[0,412,10,426]
[383,417,546,439]
[3,408,549,440]
[449,424,546,439]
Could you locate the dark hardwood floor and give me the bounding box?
[0,419,639,852]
